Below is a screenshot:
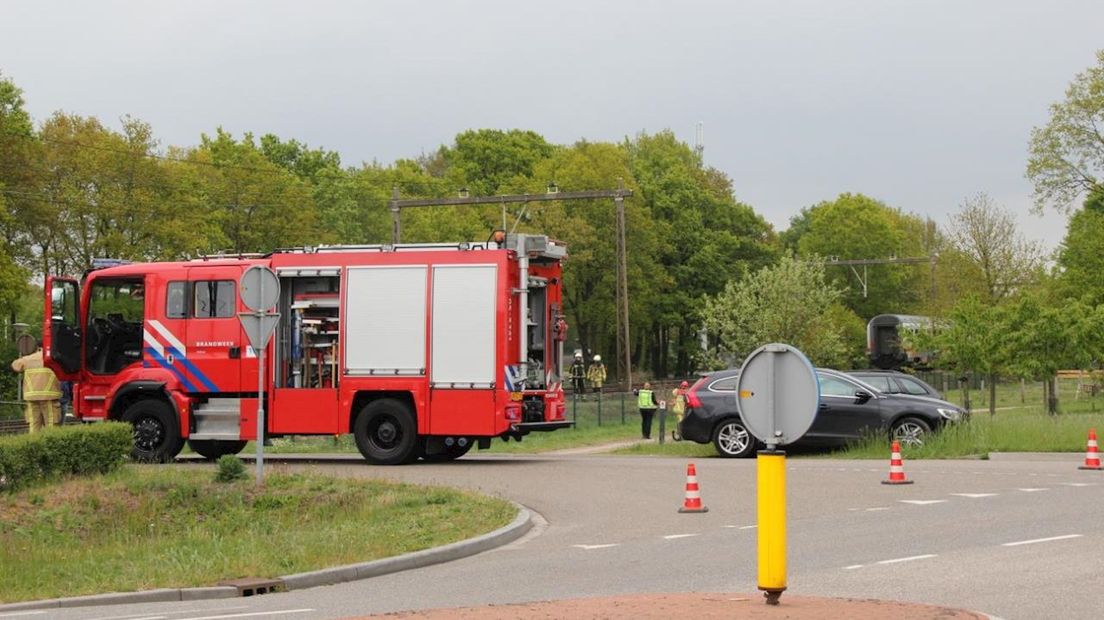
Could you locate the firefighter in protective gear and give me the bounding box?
[570,353,587,398]
[11,342,62,433]
[670,380,690,441]
[635,381,659,439]
[586,355,606,394]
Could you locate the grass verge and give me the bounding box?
[0,465,514,603]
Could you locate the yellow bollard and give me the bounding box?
[757,449,786,605]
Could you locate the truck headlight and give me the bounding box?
[938,407,963,422]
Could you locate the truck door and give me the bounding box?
[182,265,248,394]
[43,277,82,381]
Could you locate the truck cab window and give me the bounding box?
[194,281,235,318]
[166,281,188,319]
[86,278,145,374]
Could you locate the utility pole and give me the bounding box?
[389,184,634,389]
[614,179,631,392]
[821,256,936,299]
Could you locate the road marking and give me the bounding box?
[1018,488,1049,492]
[865,507,891,511]
[898,500,948,505]
[843,564,865,570]
[86,612,250,620]
[1002,534,1082,547]
[877,554,937,565]
[739,525,758,530]
[175,612,314,620]
[172,613,313,620]
[1060,482,1096,487]
[950,493,998,498]
[0,612,49,618]
[664,533,700,540]
[572,543,619,550]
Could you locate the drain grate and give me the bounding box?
[217,577,285,596]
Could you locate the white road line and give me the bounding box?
[85,609,250,620]
[1060,482,1096,487]
[175,611,313,620]
[0,612,49,618]
[843,564,865,570]
[572,543,619,550]
[876,554,937,565]
[865,507,890,511]
[739,525,758,530]
[1018,488,1049,492]
[950,493,998,498]
[1002,534,1082,547]
[663,533,700,540]
[898,500,948,505]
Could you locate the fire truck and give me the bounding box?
[42,234,572,464]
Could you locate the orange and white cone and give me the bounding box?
[1079,428,1102,470]
[882,440,914,485]
[678,462,709,513]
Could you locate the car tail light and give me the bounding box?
[686,376,707,409]
[505,403,522,422]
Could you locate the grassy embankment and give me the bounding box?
[0,466,514,603]
[618,378,1104,459]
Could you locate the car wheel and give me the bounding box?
[122,399,184,463]
[353,398,418,465]
[188,439,247,460]
[891,417,932,447]
[712,419,755,458]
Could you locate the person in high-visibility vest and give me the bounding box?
[634,381,658,440]
[11,341,62,433]
[670,380,689,441]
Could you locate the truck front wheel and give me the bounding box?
[353,398,418,465]
[122,399,184,463]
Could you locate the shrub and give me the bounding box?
[0,422,131,492]
[214,455,246,483]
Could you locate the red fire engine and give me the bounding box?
[42,234,572,464]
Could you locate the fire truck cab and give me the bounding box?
[43,234,572,464]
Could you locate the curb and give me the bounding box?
[0,503,534,612]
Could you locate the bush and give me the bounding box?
[0,422,131,492]
[214,454,246,483]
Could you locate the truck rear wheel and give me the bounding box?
[353,398,418,465]
[122,399,184,463]
[188,439,247,460]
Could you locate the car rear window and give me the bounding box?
[709,377,737,392]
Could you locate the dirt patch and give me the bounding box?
[360,593,988,620]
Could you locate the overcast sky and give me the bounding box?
[2,0,1100,249]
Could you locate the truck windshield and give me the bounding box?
[86,278,145,374]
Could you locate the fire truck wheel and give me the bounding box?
[353,399,418,465]
[122,399,184,463]
[188,439,248,460]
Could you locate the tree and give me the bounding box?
[0,73,33,315]
[702,256,849,367]
[439,129,555,196]
[946,193,1044,303]
[1027,50,1104,213]
[792,193,929,318]
[1056,187,1104,304]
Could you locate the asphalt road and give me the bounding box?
[25,453,1104,620]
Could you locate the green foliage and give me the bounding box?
[946,193,1044,302]
[441,129,555,196]
[1057,188,1104,304]
[703,256,850,367]
[792,193,928,317]
[214,454,247,483]
[1027,49,1104,213]
[0,422,131,493]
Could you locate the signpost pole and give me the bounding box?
[256,309,265,486]
[238,266,280,488]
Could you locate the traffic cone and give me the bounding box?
[678,462,709,513]
[1079,428,1102,470]
[882,441,914,485]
